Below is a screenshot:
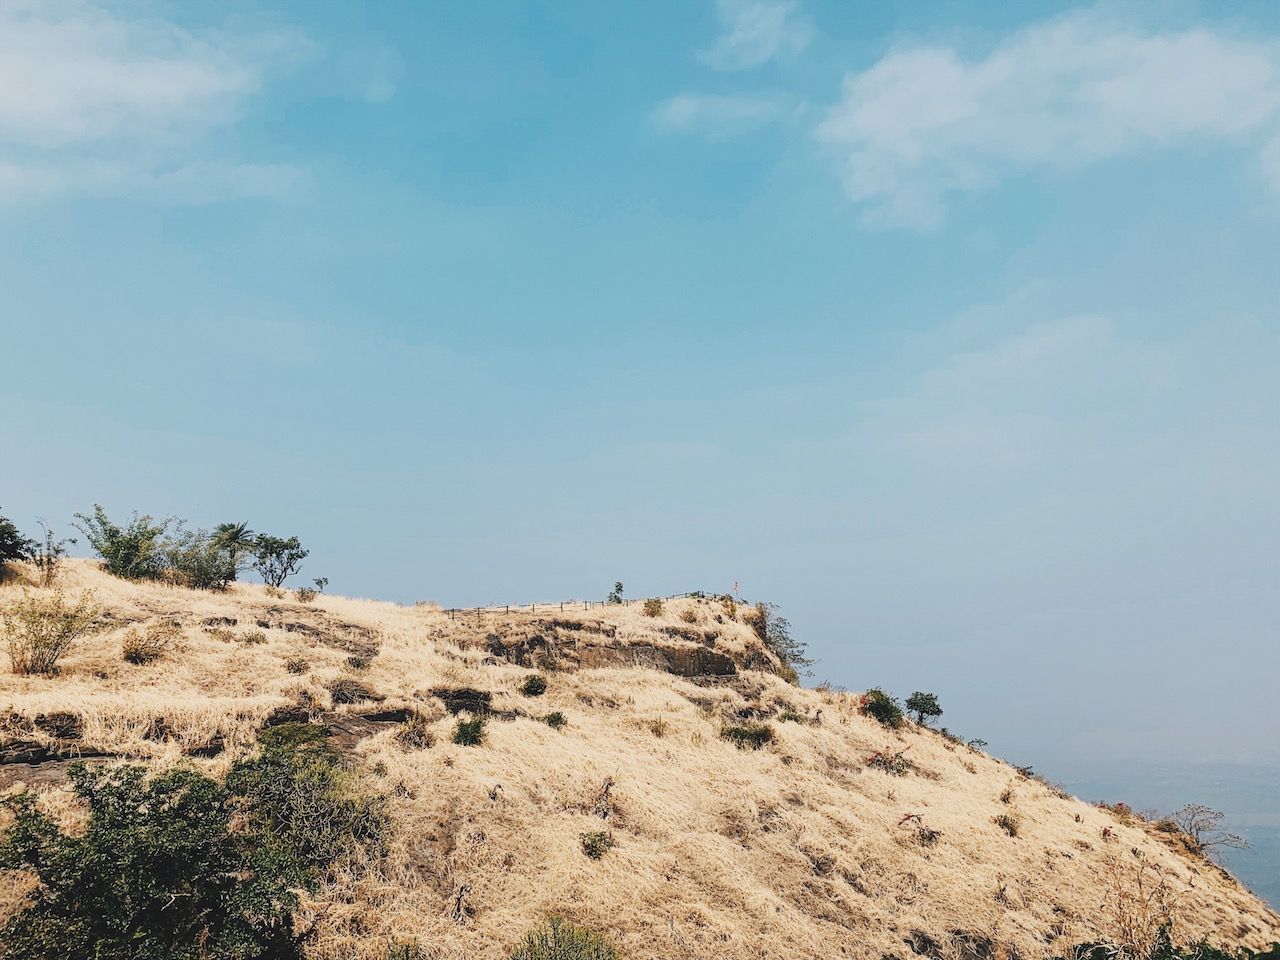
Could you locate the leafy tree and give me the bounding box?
[606,581,624,604]
[0,509,33,564]
[252,534,309,588]
[74,505,170,581]
[905,691,943,726]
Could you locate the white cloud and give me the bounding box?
[0,0,308,203]
[654,92,792,137]
[817,12,1280,229]
[700,0,812,70]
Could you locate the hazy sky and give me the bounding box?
[2,0,1278,782]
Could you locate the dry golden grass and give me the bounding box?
[1,559,1277,959]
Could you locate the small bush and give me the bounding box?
[721,722,775,750]
[999,785,1014,804]
[295,587,318,603]
[346,654,372,671]
[648,718,669,737]
[508,917,619,960]
[121,621,184,665]
[520,674,548,697]
[916,825,942,846]
[579,830,615,860]
[642,598,663,617]
[239,629,268,645]
[285,657,309,674]
[329,677,380,704]
[542,711,567,730]
[453,715,487,746]
[859,688,904,728]
[679,608,698,624]
[993,812,1021,837]
[30,521,75,587]
[396,712,435,750]
[778,710,805,723]
[605,581,623,605]
[866,748,910,775]
[3,590,100,675]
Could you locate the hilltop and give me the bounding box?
[2,559,1277,960]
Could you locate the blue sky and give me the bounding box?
[3,0,1279,791]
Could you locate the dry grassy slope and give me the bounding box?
[1,560,1277,960]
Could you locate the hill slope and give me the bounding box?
[2,560,1277,959]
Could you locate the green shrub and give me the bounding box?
[542,711,567,730]
[579,830,615,860]
[905,691,942,726]
[508,917,619,960]
[3,589,101,675]
[346,654,372,671]
[74,505,171,581]
[720,722,775,750]
[642,598,663,617]
[778,710,806,723]
[453,715,487,746]
[520,674,548,696]
[225,723,387,877]
[859,688,904,728]
[0,763,302,960]
[605,581,623,605]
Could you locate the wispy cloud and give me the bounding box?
[654,92,793,137]
[817,12,1280,229]
[700,0,812,71]
[0,0,309,203]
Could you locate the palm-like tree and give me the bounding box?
[212,522,255,581]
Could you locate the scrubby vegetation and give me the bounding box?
[579,830,616,860]
[642,598,663,617]
[520,673,548,696]
[121,620,184,665]
[747,601,811,679]
[2,589,100,675]
[73,505,310,590]
[0,725,386,960]
[859,687,904,728]
[508,917,619,960]
[453,715,487,746]
[721,722,775,750]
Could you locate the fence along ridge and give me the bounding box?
[437,591,750,620]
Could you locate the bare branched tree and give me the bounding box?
[1170,803,1248,859]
